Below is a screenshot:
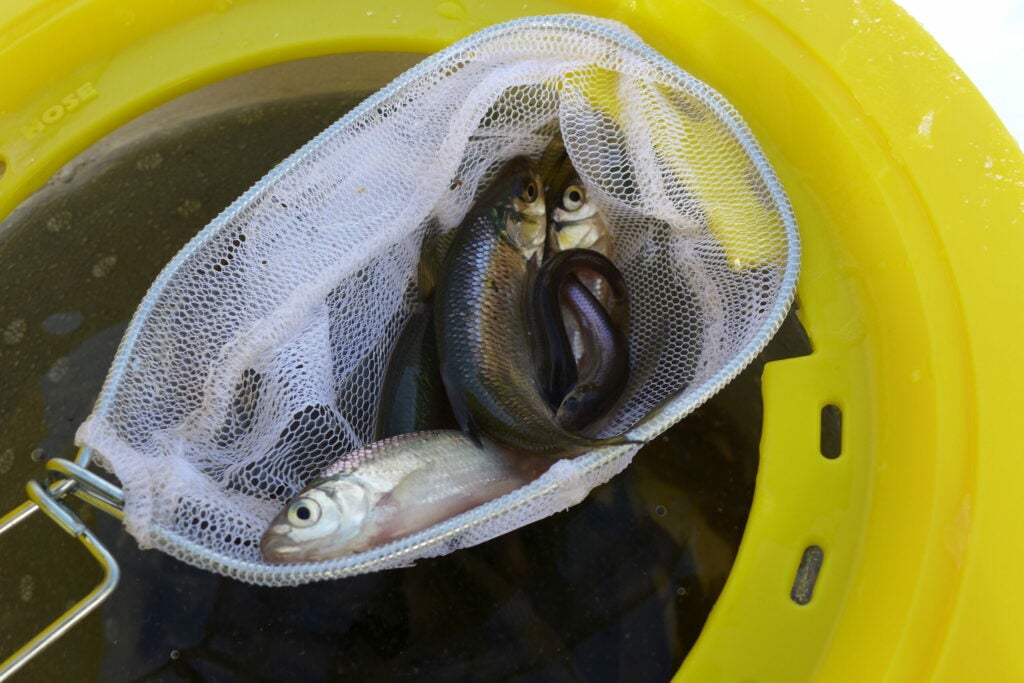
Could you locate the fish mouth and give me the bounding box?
[554,223,603,252]
[506,213,546,257]
[260,526,302,563]
[552,206,600,225]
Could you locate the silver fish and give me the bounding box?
[546,158,614,261]
[260,430,535,562]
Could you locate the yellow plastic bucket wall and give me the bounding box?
[2,1,1021,680]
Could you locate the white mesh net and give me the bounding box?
[76,15,798,585]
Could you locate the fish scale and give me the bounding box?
[325,432,515,498]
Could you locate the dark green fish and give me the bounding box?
[556,272,630,436]
[531,248,630,432]
[373,220,461,440]
[373,303,457,440]
[435,157,619,455]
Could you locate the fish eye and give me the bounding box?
[521,181,538,202]
[562,185,585,211]
[287,498,321,527]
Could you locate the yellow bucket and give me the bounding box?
[1,0,1021,680]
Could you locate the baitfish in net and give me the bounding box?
[76,15,799,585]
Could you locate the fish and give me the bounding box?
[537,132,570,199]
[531,248,630,432]
[545,161,615,261]
[416,219,456,300]
[544,160,623,363]
[372,303,458,440]
[556,272,630,435]
[434,156,623,455]
[260,430,538,562]
[372,224,459,440]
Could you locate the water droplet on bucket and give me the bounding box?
[135,152,164,171]
[434,0,467,21]
[3,318,26,344]
[92,255,118,278]
[45,211,72,232]
[918,110,934,138]
[175,198,203,217]
[19,575,35,602]
[55,164,78,184]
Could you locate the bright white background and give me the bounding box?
[897,1,1023,144]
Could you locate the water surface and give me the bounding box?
[0,54,811,682]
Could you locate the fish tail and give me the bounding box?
[563,432,642,454]
[594,433,644,448]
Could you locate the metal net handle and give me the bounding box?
[0,448,123,682]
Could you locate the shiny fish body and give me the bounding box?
[260,431,532,562]
[557,273,630,435]
[373,303,456,440]
[532,248,630,430]
[435,157,608,455]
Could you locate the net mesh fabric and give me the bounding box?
[76,15,798,585]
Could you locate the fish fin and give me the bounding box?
[526,252,541,272]
[463,413,484,448]
[440,370,483,448]
[591,434,644,448]
[385,463,432,502]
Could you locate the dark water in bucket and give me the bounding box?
[0,54,811,682]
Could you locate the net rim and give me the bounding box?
[81,13,800,585]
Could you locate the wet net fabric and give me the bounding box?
[76,15,799,585]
